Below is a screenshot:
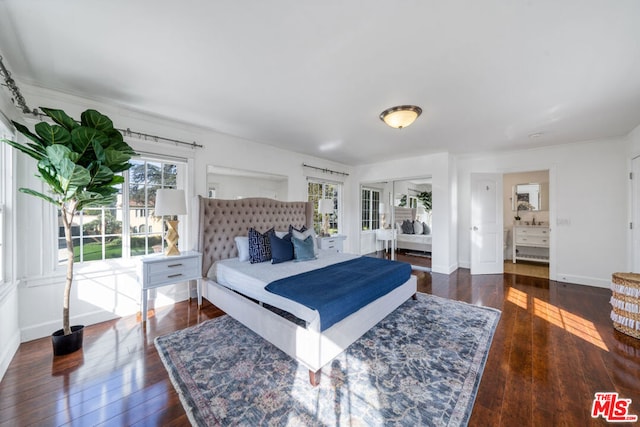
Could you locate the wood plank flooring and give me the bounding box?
[1,269,638,426]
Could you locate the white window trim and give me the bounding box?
[42,152,192,282]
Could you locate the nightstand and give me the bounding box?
[376,228,397,252]
[317,235,346,252]
[137,251,203,322]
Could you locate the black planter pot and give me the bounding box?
[51,325,84,356]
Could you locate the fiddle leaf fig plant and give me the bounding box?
[1,108,136,336]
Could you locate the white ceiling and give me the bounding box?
[1,1,639,165]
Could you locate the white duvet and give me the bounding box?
[207,250,360,330]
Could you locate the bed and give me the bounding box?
[196,197,417,385]
[394,206,432,253]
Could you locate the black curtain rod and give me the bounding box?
[302,163,349,177]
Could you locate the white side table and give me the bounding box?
[137,250,203,322]
[317,235,347,252]
[376,228,396,252]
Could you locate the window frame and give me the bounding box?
[361,187,381,231]
[307,179,342,235]
[56,153,188,266]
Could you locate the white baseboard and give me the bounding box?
[20,310,121,342]
[0,328,20,381]
[555,273,610,289]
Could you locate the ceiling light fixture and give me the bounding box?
[379,105,422,129]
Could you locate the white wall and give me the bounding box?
[457,138,630,287]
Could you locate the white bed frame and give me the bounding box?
[196,197,417,385]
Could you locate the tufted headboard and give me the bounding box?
[393,206,417,223]
[196,196,314,277]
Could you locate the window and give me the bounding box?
[57,155,186,264]
[361,188,380,231]
[308,180,341,235]
[0,120,12,285]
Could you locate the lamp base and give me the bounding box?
[165,220,181,256]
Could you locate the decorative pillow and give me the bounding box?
[234,236,250,262]
[290,225,318,255]
[269,232,294,264]
[396,222,404,234]
[413,220,423,235]
[423,222,431,235]
[248,227,274,264]
[292,235,316,262]
[401,220,414,234]
[275,230,290,239]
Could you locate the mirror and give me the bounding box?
[207,165,288,200]
[513,183,541,211]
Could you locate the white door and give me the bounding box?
[471,173,504,274]
[633,157,640,272]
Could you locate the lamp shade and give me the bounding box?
[318,198,334,214]
[378,202,387,213]
[155,189,187,216]
[379,105,422,129]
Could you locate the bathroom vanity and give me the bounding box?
[512,225,550,263]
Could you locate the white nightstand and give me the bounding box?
[375,228,397,252]
[317,235,347,252]
[137,250,203,322]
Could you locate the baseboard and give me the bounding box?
[555,273,610,289]
[0,326,20,381]
[20,310,121,342]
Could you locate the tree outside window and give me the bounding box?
[58,157,185,264]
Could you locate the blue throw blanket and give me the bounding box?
[265,257,412,331]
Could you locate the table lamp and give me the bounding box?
[155,189,187,256]
[318,199,334,236]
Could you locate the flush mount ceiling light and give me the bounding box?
[379,105,422,129]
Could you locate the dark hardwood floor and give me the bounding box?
[1,268,638,426]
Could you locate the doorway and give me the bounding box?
[503,170,550,279]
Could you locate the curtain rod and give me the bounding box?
[0,54,202,149]
[302,163,349,177]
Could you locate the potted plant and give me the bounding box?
[1,108,136,355]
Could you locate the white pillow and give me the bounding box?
[292,228,318,256]
[396,222,404,234]
[235,236,250,262]
[413,220,423,235]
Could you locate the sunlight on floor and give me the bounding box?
[533,298,609,351]
[506,287,609,351]
[506,287,528,309]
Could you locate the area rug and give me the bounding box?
[155,293,501,426]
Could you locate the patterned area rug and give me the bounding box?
[155,293,501,426]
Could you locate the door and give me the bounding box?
[633,157,640,272]
[471,173,504,274]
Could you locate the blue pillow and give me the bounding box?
[292,236,316,262]
[269,232,294,264]
[401,220,414,234]
[248,227,274,264]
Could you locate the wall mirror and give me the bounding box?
[207,165,288,200]
[512,183,541,211]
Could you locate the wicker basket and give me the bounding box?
[611,272,640,339]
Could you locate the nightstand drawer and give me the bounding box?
[317,235,346,252]
[144,256,200,287]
